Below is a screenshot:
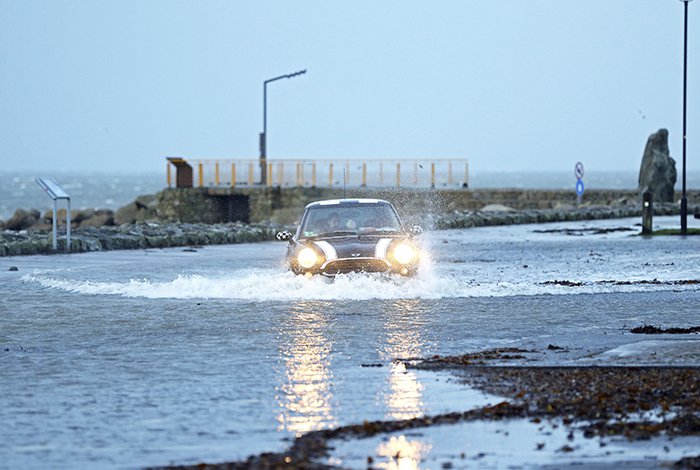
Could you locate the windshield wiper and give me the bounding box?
[359,227,400,234]
[319,230,356,237]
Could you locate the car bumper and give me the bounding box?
[293,257,417,277]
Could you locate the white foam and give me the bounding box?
[21,268,700,301]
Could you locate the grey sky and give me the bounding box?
[1,1,697,175]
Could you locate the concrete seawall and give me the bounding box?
[155,187,700,225]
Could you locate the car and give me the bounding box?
[276,198,423,277]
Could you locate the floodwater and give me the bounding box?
[1,216,700,469]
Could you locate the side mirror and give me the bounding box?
[409,225,423,236]
[275,230,293,242]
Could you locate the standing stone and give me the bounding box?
[638,129,677,203]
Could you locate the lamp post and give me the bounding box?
[680,0,692,235]
[260,69,307,185]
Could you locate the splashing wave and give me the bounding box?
[21,269,700,301]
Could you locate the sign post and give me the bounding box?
[574,162,585,205]
[36,177,71,252]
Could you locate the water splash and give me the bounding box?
[22,268,700,301]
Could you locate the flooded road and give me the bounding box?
[1,216,699,468]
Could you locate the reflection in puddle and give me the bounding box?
[375,435,432,470]
[276,301,336,436]
[326,418,700,469]
[381,300,426,420]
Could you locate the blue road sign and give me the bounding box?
[576,179,584,196]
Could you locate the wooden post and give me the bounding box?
[431,163,436,188]
[329,163,334,187]
[396,163,401,187]
[231,163,236,187]
[362,162,367,187]
[248,162,254,186]
[267,163,273,187]
[167,163,172,188]
[215,162,220,186]
[198,163,204,187]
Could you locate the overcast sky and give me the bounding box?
[1,1,698,175]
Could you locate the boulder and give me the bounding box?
[79,209,115,228]
[114,202,140,225]
[115,194,158,225]
[3,208,41,231]
[638,129,677,203]
[134,194,157,210]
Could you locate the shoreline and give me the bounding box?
[0,204,691,257]
[151,352,700,470]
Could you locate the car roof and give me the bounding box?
[304,198,392,209]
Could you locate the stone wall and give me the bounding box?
[154,187,700,225]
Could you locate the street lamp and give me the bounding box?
[260,69,307,185]
[680,0,692,235]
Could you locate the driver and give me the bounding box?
[326,212,340,231]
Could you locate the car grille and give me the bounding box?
[322,258,391,274]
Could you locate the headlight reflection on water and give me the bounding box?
[276,301,336,436]
[376,435,432,470]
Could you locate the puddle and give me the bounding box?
[584,339,700,365]
[321,417,699,469]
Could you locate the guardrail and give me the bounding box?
[166,158,469,189]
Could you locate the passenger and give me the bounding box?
[343,211,358,229]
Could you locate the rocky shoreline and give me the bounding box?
[0,203,691,257]
[152,345,700,470]
[435,202,683,229]
[0,222,281,257]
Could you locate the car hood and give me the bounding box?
[307,235,399,260]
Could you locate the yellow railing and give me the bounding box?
[167,158,469,189]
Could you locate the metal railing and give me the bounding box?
[167,158,469,189]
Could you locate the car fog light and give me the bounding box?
[297,247,319,269]
[393,243,416,265]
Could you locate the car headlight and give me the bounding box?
[393,243,417,265]
[297,247,319,269]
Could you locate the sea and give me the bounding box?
[3,169,699,221]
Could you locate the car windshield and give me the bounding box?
[300,203,403,238]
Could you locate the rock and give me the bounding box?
[114,202,140,225]
[553,202,576,210]
[480,204,515,212]
[638,129,677,203]
[3,209,41,231]
[71,208,93,224]
[135,194,157,210]
[115,194,158,225]
[79,209,115,228]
